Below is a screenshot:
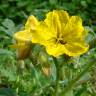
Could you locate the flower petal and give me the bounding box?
[64,41,89,56]
[44,10,61,38]
[45,43,66,57]
[14,30,32,42]
[25,15,38,30]
[63,16,84,41]
[45,39,89,57]
[56,10,69,24]
[31,22,56,46]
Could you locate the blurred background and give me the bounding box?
[0,0,96,96]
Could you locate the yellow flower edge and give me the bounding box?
[14,15,38,42]
[13,30,32,42]
[13,15,38,49]
[31,10,89,57]
[25,15,38,30]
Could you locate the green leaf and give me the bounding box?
[1,19,16,36]
[0,88,16,96]
[0,49,14,56]
[49,0,57,5]
[64,90,73,96]
[2,19,15,29]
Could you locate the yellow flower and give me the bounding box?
[14,15,38,42]
[31,10,89,57]
[13,15,38,59]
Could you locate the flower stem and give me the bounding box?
[53,57,60,96]
[61,58,96,95]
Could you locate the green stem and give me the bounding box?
[53,57,60,96]
[61,58,96,95]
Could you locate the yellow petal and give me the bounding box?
[31,22,56,46]
[25,15,38,30]
[45,43,67,57]
[14,30,32,42]
[44,10,61,38]
[64,41,89,56]
[45,39,89,57]
[63,16,84,42]
[55,10,69,24]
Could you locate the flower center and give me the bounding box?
[56,38,67,45]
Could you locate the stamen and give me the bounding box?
[47,37,67,45]
[58,38,67,45]
[59,40,67,44]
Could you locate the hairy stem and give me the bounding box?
[53,57,60,96]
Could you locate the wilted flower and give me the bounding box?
[13,15,38,59]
